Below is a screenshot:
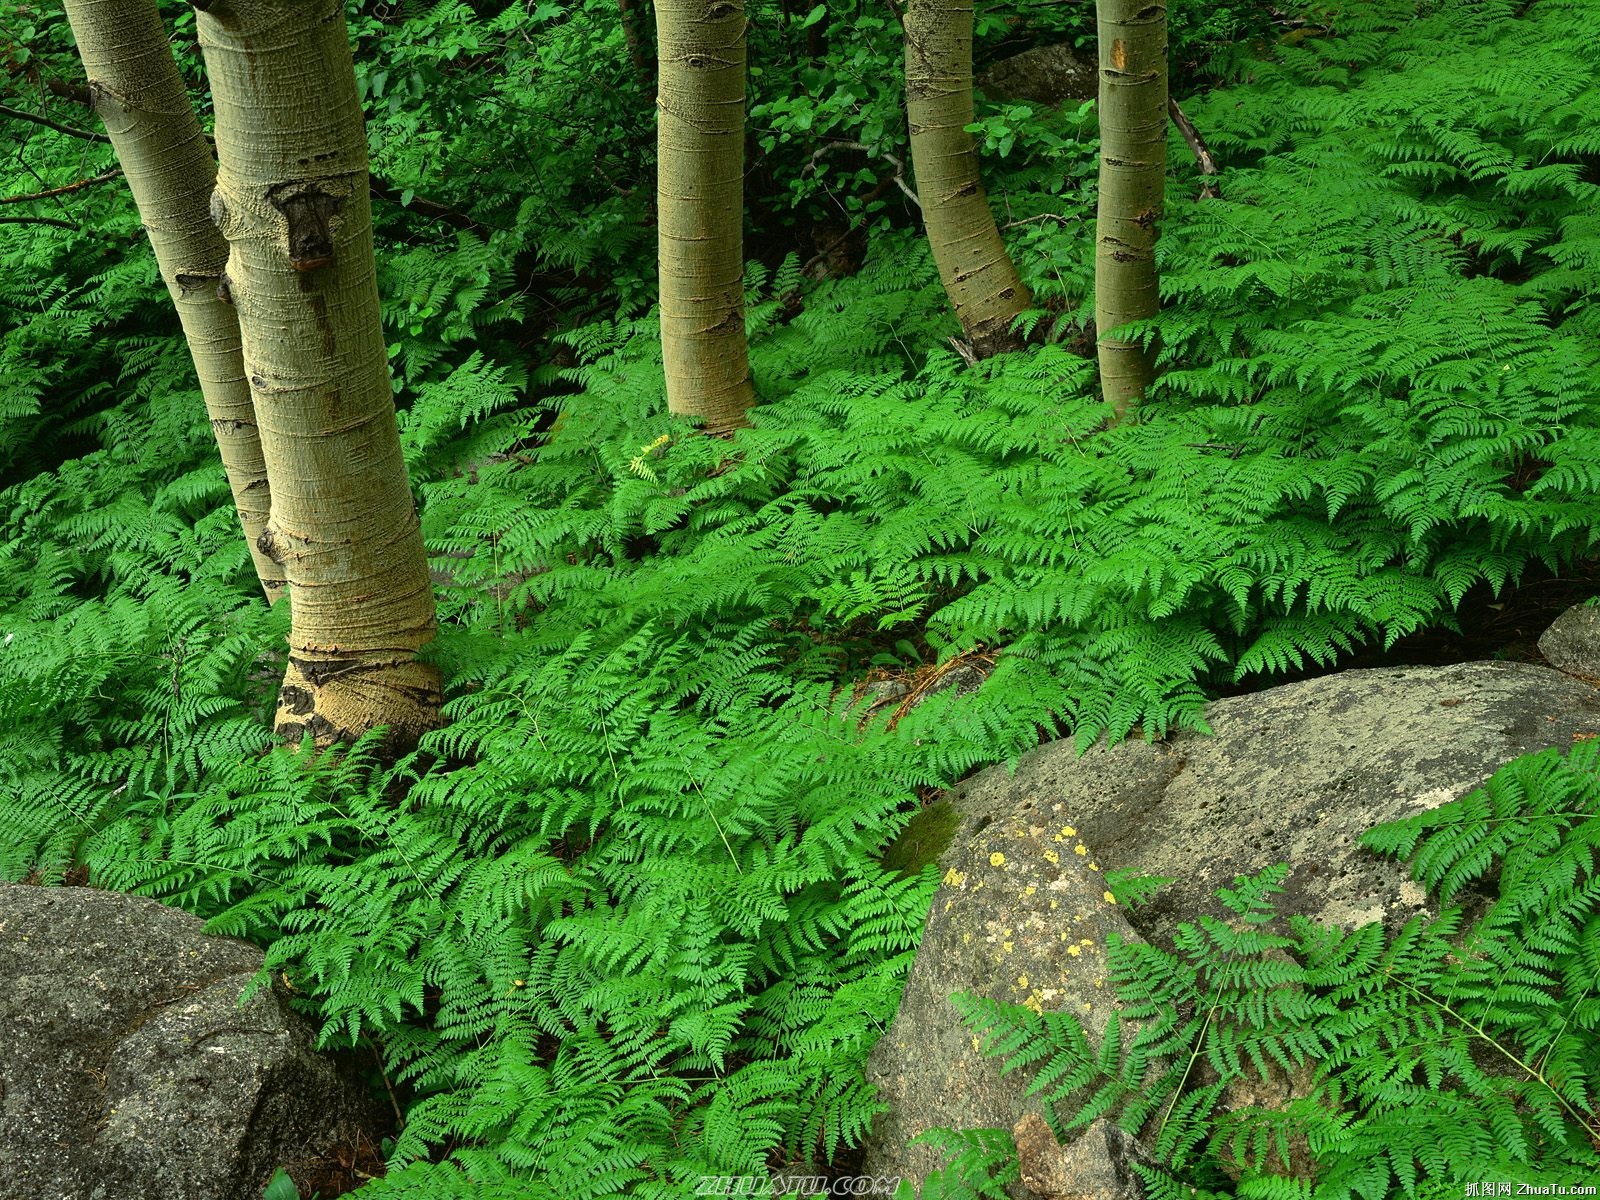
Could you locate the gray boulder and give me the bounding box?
[946,661,1600,948]
[863,775,1146,1194]
[0,884,381,1200]
[976,44,1097,107]
[1539,601,1600,680]
[1012,1115,1151,1200]
[864,660,1600,1194]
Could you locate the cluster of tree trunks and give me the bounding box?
[64,0,1173,748]
[64,0,440,751]
[652,0,1170,420]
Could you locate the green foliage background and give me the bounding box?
[1,0,1598,1193]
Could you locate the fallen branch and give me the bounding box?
[1168,98,1220,198]
[806,140,919,208]
[0,167,121,205]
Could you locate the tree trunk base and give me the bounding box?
[968,320,1027,359]
[275,656,442,753]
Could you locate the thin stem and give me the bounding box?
[0,167,122,205]
[1384,968,1600,1141]
[0,101,107,141]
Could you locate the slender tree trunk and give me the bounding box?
[903,0,1030,357]
[194,0,441,749]
[61,0,283,603]
[655,0,755,432]
[1094,0,1167,417]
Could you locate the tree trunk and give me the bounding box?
[903,0,1031,357]
[61,0,283,603]
[195,0,441,750]
[1094,0,1167,418]
[654,0,755,432]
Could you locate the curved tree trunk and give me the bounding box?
[194,0,441,750]
[61,0,282,603]
[655,0,755,432]
[903,0,1030,357]
[1094,0,1168,418]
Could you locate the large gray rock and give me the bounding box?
[863,779,1145,1194]
[945,661,1600,948]
[864,660,1600,1194]
[1539,601,1600,680]
[976,44,1097,107]
[0,885,380,1200]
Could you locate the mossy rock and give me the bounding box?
[880,799,963,878]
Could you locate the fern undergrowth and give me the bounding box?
[1,0,1598,1193]
[943,741,1600,1200]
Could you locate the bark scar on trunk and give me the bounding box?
[706,307,744,335]
[84,80,129,118]
[278,685,315,716]
[256,526,287,565]
[288,656,369,686]
[174,271,222,297]
[267,182,344,272]
[680,51,734,70]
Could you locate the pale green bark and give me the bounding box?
[1094,0,1168,418]
[62,0,282,603]
[655,0,755,432]
[904,0,1030,357]
[195,0,440,749]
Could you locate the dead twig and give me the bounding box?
[366,174,504,234]
[806,140,920,208]
[0,102,106,142]
[1002,212,1079,231]
[1168,98,1220,198]
[0,167,121,205]
[0,214,78,229]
